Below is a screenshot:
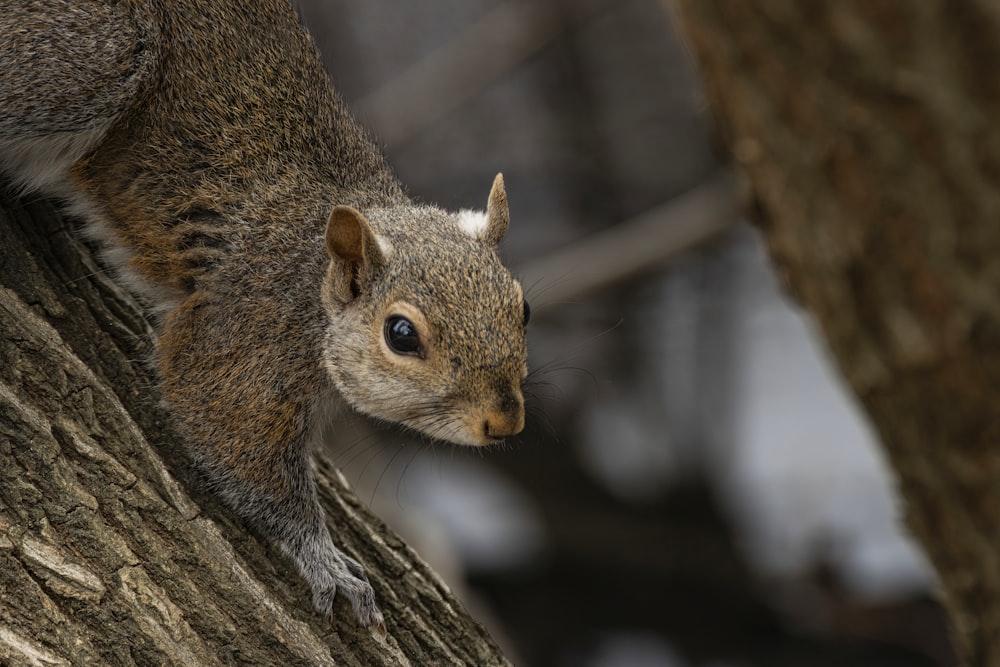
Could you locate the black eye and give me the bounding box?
[385,316,421,356]
[522,301,531,326]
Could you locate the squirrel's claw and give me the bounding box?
[342,554,371,583]
[312,553,384,632]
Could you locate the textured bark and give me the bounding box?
[0,189,509,665]
[671,2,1000,664]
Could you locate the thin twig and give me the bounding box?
[518,168,748,314]
[354,0,621,148]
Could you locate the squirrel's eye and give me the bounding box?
[385,316,421,356]
[522,301,531,326]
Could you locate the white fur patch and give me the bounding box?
[0,126,108,196]
[457,209,488,239]
[374,233,394,257]
[64,190,180,317]
[0,126,177,310]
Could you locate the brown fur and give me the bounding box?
[0,0,528,631]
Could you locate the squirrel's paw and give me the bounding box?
[311,553,386,635]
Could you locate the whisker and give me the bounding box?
[355,441,390,487]
[395,442,429,509]
[371,441,411,506]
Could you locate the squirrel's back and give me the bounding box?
[3,0,406,305]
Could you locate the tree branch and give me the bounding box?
[671,3,1000,664]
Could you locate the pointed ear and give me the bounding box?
[484,172,509,246]
[325,205,385,300]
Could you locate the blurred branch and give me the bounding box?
[518,168,747,314]
[354,0,621,149]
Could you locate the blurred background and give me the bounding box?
[296,1,955,664]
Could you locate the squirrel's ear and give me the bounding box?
[483,172,509,246]
[325,205,386,300]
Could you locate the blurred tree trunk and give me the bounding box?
[671,2,1000,664]
[0,190,509,665]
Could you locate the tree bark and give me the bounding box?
[0,189,509,665]
[671,2,1000,664]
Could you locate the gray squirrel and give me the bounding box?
[0,0,529,632]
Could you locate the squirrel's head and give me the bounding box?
[320,174,528,446]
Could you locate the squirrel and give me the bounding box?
[0,0,529,633]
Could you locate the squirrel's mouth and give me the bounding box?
[399,402,525,447]
[348,383,526,447]
[457,402,526,446]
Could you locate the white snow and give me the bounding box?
[719,231,934,598]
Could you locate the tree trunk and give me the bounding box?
[0,188,508,665]
[671,2,1000,664]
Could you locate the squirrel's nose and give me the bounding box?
[482,393,525,441]
[483,413,524,440]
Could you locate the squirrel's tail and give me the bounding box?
[0,0,161,195]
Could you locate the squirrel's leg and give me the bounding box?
[158,297,384,631]
[185,407,385,632]
[0,0,160,192]
[243,457,385,633]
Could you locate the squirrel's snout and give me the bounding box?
[483,413,524,441]
[451,379,526,445]
[481,394,525,442]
